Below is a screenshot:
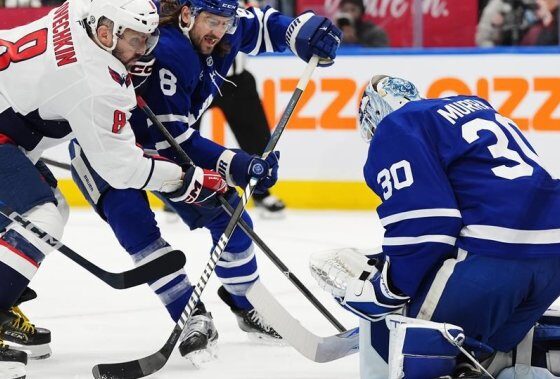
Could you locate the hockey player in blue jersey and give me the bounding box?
[311,75,560,378]
[69,0,341,366]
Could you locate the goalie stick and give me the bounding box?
[0,202,186,290]
[246,281,359,362]
[135,92,347,333]
[92,56,320,379]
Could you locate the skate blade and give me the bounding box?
[246,332,288,346]
[184,341,218,368]
[257,209,286,220]
[7,342,51,360]
[0,361,25,379]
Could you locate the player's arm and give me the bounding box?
[141,61,279,193]
[238,6,341,67]
[66,93,182,192]
[367,121,462,300]
[314,122,462,322]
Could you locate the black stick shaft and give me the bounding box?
[137,79,346,332]
[0,202,185,289]
[92,57,320,379]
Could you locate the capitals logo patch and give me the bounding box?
[108,67,132,87]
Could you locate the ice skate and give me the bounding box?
[253,194,285,219]
[1,307,51,360]
[218,286,283,344]
[0,320,27,379]
[179,302,218,368]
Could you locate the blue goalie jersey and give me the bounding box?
[364,95,560,298]
[130,6,292,169]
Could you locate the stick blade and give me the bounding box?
[92,352,168,379]
[246,281,359,362]
[121,250,186,289]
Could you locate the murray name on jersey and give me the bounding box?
[364,95,560,298]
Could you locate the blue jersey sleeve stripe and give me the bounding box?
[380,208,461,227]
[147,113,190,127]
[247,7,264,56]
[262,8,277,52]
[460,225,560,244]
[154,128,195,151]
[384,235,457,246]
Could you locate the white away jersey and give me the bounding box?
[364,95,560,298]
[0,0,181,191]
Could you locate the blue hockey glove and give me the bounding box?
[286,12,342,67]
[337,257,409,322]
[216,149,280,194]
[163,166,228,208]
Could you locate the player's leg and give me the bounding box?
[205,194,282,342]
[0,145,67,373]
[69,139,198,316]
[72,139,222,367]
[407,250,560,377]
[218,71,286,217]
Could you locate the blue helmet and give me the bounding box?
[178,0,239,34]
[359,75,422,142]
[185,0,238,18]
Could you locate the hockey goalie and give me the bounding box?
[310,74,560,379]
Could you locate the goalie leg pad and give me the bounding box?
[386,315,464,379]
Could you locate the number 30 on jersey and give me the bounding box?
[377,160,414,200]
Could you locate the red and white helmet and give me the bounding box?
[87,0,160,52]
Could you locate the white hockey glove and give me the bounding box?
[310,248,409,322]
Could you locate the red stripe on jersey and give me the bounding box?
[0,133,15,145]
[0,239,39,268]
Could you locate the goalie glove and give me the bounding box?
[310,248,409,322]
[216,149,279,194]
[163,166,227,208]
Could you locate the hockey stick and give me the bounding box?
[42,158,346,332]
[135,93,347,333]
[92,56,319,379]
[43,146,347,332]
[246,281,359,362]
[0,202,186,290]
[41,157,71,171]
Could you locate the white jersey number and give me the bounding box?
[159,68,177,96]
[462,115,557,180]
[377,160,414,200]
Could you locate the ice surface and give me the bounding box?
[23,209,384,379]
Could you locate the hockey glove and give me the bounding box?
[164,166,228,208]
[216,149,280,194]
[339,257,410,322]
[286,12,342,67]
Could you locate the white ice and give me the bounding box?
[22,209,385,379]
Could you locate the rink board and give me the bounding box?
[46,49,560,209]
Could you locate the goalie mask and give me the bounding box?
[359,75,422,142]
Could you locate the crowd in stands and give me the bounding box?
[1,0,558,47]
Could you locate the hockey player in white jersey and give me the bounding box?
[0,0,229,377]
[311,75,560,378]
[67,0,341,367]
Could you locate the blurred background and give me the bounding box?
[2,0,560,210]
